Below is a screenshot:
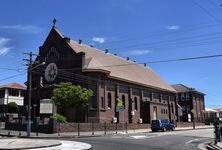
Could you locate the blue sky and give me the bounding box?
[0,0,222,108]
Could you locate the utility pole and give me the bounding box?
[23,52,34,137]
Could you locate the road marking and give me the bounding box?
[185,138,201,146]
[130,135,148,139]
[129,135,156,139]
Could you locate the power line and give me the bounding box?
[109,31,222,51]
[102,22,221,45]
[147,54,222,64]
[191,0,222,23]
[0,72,26,82]
[0,67,25,72]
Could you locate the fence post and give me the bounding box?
[214,123,221,144]
[104,122,106,135]
[36,124,38,136]
[125,122,127,133]
[58,122,60,136]
[115,123,117,134]
[92,122,94,135]
[77,122,80,137]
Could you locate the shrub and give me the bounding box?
[51,113,67,123]
[7,102,19,113]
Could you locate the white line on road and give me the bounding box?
[185,138,201,146]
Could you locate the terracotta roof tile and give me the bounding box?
[67,40,176,92]
[0,83,26,90]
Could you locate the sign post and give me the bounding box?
[40,99,54,114]
[191,108,196,129]
[116,98,125,133]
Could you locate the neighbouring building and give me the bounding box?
[0,83,26,118]
[28,23,178,123]
[171,84,205,122]
[205,108,222,119]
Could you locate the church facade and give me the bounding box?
[29,24,177,123]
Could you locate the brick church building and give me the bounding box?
[29,23,177,123]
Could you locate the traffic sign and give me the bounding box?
[117,100,123,107]
[191,108,196,113]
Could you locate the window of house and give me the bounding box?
[122,95,125,109]
[8,89,19,97]
[108,93,112,108]
[181,93,185,100]
[159,94,162,102]
[20,90,25,97]
[101,97,105,109]
[161,109,163,114]
[153,93,159,99]
[166,109,168,114]
[134,97,138,111]
[0,89,5,98]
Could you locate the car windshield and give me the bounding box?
[152,120,160,125]
[161,120,169,124]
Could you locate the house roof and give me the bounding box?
[52,27,176,93]
[0,83,26,90]
[171,84,205,95]
[205,108,222,112]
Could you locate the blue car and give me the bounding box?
[151,119,175,132]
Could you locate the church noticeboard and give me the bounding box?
[40,99,54,114]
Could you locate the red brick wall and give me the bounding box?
[176,122,205,128]
[57,123,150,133]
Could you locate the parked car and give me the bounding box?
[151,119,175,132]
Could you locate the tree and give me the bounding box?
[7,102,19,113]
[52,82,93,109]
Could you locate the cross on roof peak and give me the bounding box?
[53,18,57,28]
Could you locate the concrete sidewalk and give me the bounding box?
[0,138,92,150]
[0,125,213,138]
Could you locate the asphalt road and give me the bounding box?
[62,128,214,150]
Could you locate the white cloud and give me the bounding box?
[0,47,12,55]
[0,38,11,47]
[0,37,12,56]
[0,25,42,34]
[166,25,180,30]
[127,50,152,56]
[92,37,105,44]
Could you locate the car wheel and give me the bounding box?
[171,127,175,131]
[152,129,156,132]
[162,128,166,132]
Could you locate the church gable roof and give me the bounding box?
[51,28,176,92]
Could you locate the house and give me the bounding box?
[0,83,26,118]
[205,108,222,119]
[171,84,205,122]
[28,23,177,123]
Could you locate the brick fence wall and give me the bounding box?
[57,123,151,133]
[176,122,205,128]
[58,122,205,133]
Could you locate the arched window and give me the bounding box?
[101,97,105,109]
[134,97,138,111]
[108,93,112,108]
[171,103,174,114]
[122,95,125,109]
